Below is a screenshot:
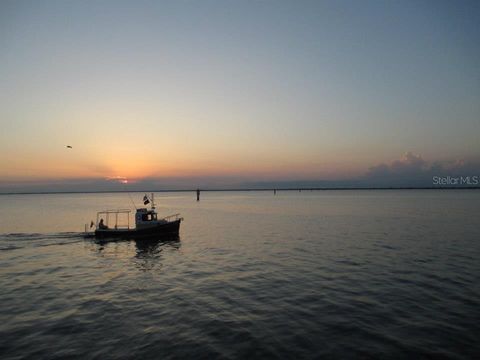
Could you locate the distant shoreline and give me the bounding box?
[1,187,479,195]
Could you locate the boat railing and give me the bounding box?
[97,209,132,215]
[162,213,183,222]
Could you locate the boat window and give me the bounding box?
[141,213,155,221]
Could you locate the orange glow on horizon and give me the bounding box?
[0,132,372,183]
[0,151,368,183]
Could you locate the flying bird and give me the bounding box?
[66,145,72,149]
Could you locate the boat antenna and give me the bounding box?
[127,191,137,210]
[122,183,137,210]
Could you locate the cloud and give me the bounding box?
[0,175,252,193]
[365,152,480,187]
[106,176,130,184]
[366,152,426,178]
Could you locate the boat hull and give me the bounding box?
[94,219,181,239]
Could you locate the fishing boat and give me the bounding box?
[88,193,183,239]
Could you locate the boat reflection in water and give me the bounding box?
[135,234,181,271]
[91,234,181,271]
[134,234,180,255]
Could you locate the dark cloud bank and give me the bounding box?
[1,153,479,193]
[362,152,480,188]
[245,152,480,189]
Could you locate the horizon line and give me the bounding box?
[1,186,479,196]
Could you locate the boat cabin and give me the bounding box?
[135,208,167,228]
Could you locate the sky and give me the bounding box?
[1,0,479,191]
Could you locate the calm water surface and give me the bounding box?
[0,190,479,359]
